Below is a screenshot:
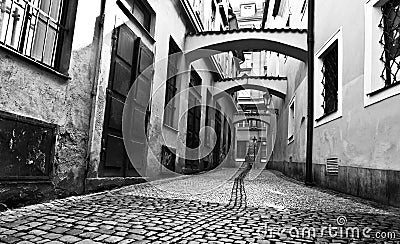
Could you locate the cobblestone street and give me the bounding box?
[1,168,399,244]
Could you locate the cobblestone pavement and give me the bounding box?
[1,168,400,244]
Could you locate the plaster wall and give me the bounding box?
[0,0,101,204]
[267,0,400,206]
[313,0,400,171]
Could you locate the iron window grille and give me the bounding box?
[0,0,67,69]
[379,0,400,88]
[320,40,338,116]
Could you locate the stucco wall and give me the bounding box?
[270,57,307,164]
[313,0,400,171]
[0,0,100,206]
[268,0,400,206]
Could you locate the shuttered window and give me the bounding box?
[164,38,180,128]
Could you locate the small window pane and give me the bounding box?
[40,0,51,14]
[133,5,145,26]
[50,0,62,20]
[43,27,57,65]
[32,19,46,60]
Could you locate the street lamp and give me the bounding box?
[252,136,257,162]
[263,92,279,115]
[263,92,272,108]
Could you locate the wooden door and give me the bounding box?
[124,40,154,176]
[100,24,153,177]
[185,92,201,171]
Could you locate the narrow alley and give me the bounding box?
[1,0,400,243]
[1,167,399,243]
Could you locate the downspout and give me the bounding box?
[261,0,270,29]
[305,0,314,185]
[84,0,106,193]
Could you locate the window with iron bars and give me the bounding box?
[320,40,338,116]
[379,0,400,89]
[0,0,71,72]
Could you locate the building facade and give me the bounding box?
[266,0,400,207]
[0,0,239,207]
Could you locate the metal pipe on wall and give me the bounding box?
[305,0,315,185]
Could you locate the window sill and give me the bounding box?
[367,82,400,97]
[116,0,156,44]
[314,110,342,128]
[315,110,337,123]
[0,43,71,81]
[163,123,179,133]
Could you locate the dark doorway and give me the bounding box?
[213,104,222,168]
[100,24,154,177]
[185,69,202,173]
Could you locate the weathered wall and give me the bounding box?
[0,37,95,206]
[0,0,100,206]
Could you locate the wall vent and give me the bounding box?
[326,157,339,176]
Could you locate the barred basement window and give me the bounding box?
[0,111,57,181]
[0,0,77,74]
[379,0,400,88]
[320,40,338,116]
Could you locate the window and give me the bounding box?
[288,98,295,142]
[365,0,400,106]
[237,141,247,159]
[261,141,267,159]
[120,0,153,32]
[205,91,212,146]
[240,3,256,17]
[164,38,180,128]
[211,0,216,21]
[321,41,338,115]
[0,0,76,73]
[314,28,343,127]
[380,0,400,88]
[241,52,252,70]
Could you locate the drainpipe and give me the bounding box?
[305,0,314,186]
[261,0,270,29]
[84,0,106,192]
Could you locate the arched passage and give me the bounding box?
[185,28,307,62]
[213,76,287,99]
[233,112,271,125]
